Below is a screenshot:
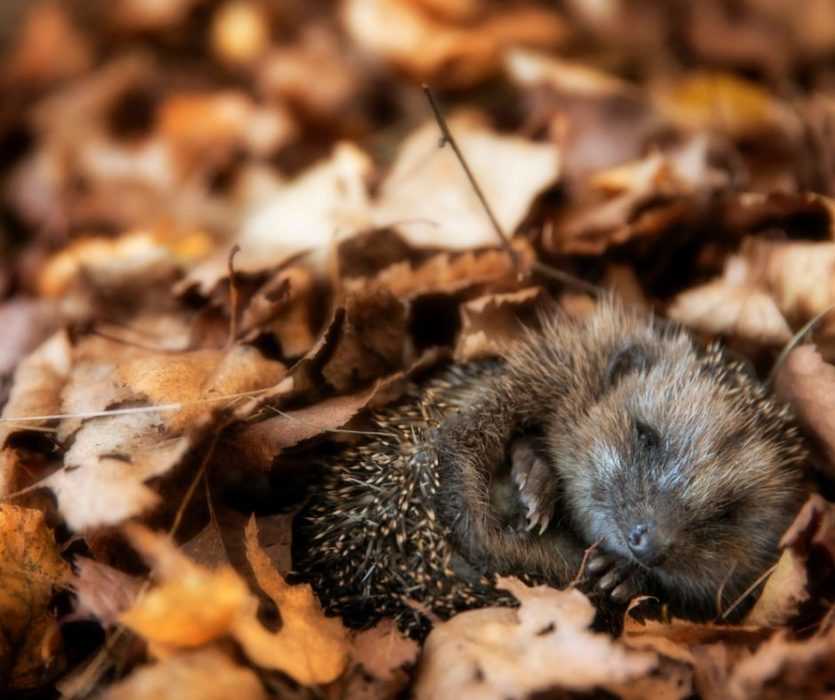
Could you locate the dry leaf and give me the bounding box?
[0,505,71,689]
[455,287,546,361]
[374,113,560,250]
[654,72,795,139]
[670,237,835,344]
[102,647,267,700]
[185,143,372,294]
[0,331,72,497]
[414,578,656,699]
[343,0,567,88]
[348,242,533,300]
[234,381,383,470]
[241,517,349,683]
[122,523,349,685]
[775,346,835,479]
[72,557,143,627]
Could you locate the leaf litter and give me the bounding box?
[0,1,834,697]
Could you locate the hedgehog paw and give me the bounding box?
[510,438,556,535]
[588,554,643,603]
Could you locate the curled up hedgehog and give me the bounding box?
[293,299,808,637]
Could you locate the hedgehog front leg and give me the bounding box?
[510,437,558,534]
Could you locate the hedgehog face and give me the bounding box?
[553,343,807,615]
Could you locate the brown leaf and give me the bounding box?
[670,237,835,345]
[234,381,382,470]
[242,517,349,684]
[347,242,534,300]
[322,289,408,392]
[654,72,795,140]
[102,647,267,700]
[373,113,560,250]
[0,505,71,689]
[350,619,419,682]
[122,523,349,685]
[0,332,72,497]
[414,578,656,698]
[775,346,835,480]
[72,558,142,627]
[343,0,568,89]
[455,287,546,361]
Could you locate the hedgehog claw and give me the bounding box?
[511,437,556,535]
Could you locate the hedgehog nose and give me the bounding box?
[627,522,665,566]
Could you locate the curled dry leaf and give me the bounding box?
[374,113,560,250]
[0,505,71,690]
[121,523,349,686]
[102,647,267,700]
[414,578,656,699]
[72,557,143,627]
[346,241,534,301]
[552,135,728,255]
[234,380,384,470]
[0,331,72,497]
[38,228,214,298]
[654,72,796,140]
[241,517,350,684]
[343,0,568,89]
[455,287,546,361]
[185,143,372,294]
[727,627,835,700]
[746,494,835,627]
[775,346,835,479]
[670,238,835,345]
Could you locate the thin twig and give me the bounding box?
[720,562,778,620]
[422,84,602,296]
[569,539,602,588]
[422,84,516,260]
[227,244,241,349]
[768,304,835,387]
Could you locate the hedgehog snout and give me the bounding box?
[625,520,671,567]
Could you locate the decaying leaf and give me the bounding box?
[72,557,143,627]
[775,346,835,479]
[121,523,349,686]
[414,578,656,699]
[102,647,267,700]
[670,237,835,345]
[0,505,71,690]
[374,113,560,250]
[343,0,568,88]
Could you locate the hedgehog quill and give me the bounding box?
[295,300,808,636]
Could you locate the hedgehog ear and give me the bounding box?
[606,344,652,389]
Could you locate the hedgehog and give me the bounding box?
[293,299,808,637]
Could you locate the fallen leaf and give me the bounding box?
[102,646,267,700]
[373,113,560,250]
[414,578,656,699]
[241,517,350,684]
[0,505,71,690]
[775,346,835,479]
[0,331,72,497]
[455,287,546,361]
[350,619,419,682]
[234,381,383,470]
[670,237,835,344]
[343,0,567,88]
[72,557,143,627]
[121,523,349,685]
[654,72,795,139]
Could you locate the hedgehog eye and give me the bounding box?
[634,420,661,450]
